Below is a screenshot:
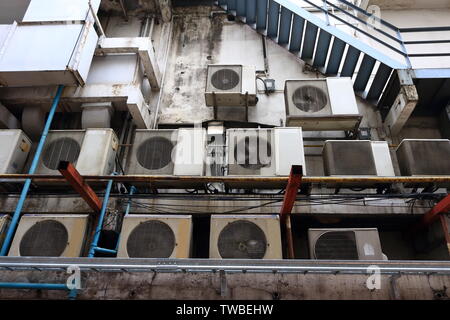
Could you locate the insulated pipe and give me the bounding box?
[88,174,117,258]
[124,186,137,217]
[0,85,64,256]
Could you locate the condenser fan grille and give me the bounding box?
[292,85,328,112]
[127,220,176,258]
[211,69,240,90]
[233,136,272,170]
[43,138,81,170]
[314,231,359,260]
[218,220,267,259]
[137,137,174,170]
[19,220,68,256]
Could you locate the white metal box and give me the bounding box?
[323,140,395,176]
[210,215,282,259]
[0,215,11,249]
[35,129,118,175]
[117,215,193,258]
[308,228,385,260]
[284,78,362,131]
[226,127,306,188]
[8,214,89,257]
[0,129,31,174]
[205,65,257,107]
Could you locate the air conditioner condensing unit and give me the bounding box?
[284,78,362,131]
[205,65,257,107]
[0,130,31,174]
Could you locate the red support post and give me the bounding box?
[410,194,450,235]
[58,161,102,213]
[280,165,303,259]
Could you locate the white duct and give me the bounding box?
[21,105,45,139]
[81,102,114,129]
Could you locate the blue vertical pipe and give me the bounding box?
[0,85,64,256]
[124,186,136,217]
[88,174,116,257]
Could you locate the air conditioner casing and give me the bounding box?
[8,214,89,257]
[396,139,450,188]
[0,130,31,174]
[284,78,362,131]
[35,129,118,175]
[126,128,207,187]
[308,228,385,260]
[226,127,306,189]
[0,215,11,249]
[323,140,395,187]
[205,65,257,107]
[210,215,282,259]
[117,215,192,258]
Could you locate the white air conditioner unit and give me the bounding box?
[117,215,192,258]
[284,78,362,131]
[35,129,118,175]
[226,127,306,189]
[0,215,11,249]
[8,214,89,257]
[396,139,450,188]
[0,130,31,174]
[210,215,282,259]
[126,128,207,187]
[308,228,386,260]
[205,65,257,107]
[322,140,395,187]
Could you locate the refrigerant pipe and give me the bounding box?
[88,173,117,257]
[0,85,64,256]
[0,282,78,299]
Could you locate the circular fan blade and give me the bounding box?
[20,220,68,257]
[292,85,328,112]
[137,137,174,170]
[211,69,240,90]
[127,220,176,258]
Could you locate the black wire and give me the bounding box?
[256,77,269,94]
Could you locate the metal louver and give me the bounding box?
[217,220,267,259]
[137,136,174,170]
[19,220,68,257]
[314,231,359,260]
[126,220,176,258]
[42,137,81,170]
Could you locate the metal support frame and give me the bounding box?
[58,161,102,213]
[88,174,117,257]
[0,85,64,256]
[411,194,450,233]
[280,165,303,259]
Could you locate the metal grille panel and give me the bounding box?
[323,141,377,176]
[127,221,176,258]
[137,137,174,170]
[211,69,240,91]
[218,220,267,259]
[19,220,68,257]
[314,231,359,260]
[42,138,81,170]
[292,85,328,112]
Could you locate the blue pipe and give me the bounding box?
[0,85,65,256]
[124,186,136,217]
[88,174,117,257]
[0,282,78,299]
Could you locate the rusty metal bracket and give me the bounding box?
[411,194,450,233]
[58,161,102,213]
[280,165,303,259]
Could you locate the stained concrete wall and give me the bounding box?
[0,270,449,300]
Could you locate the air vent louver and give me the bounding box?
[42,137,81,170]
[126,220,176,258]
[19,220,68,257]
[217,220,267,259]
[314,231,359,260]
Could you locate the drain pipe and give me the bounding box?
[0,282,78,299]
[0,85,64,256]
[88,173,118,257]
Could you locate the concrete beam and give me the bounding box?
[97,37,162,90]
